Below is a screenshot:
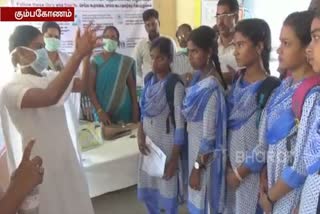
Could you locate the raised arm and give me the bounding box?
[72,56,91,92]
[20,25,101,109]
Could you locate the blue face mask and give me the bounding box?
[17,47,49,74]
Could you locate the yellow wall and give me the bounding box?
[177,0,196,27]
[0,0,10,6]
[153,0,200,41]
[153,0,177,39]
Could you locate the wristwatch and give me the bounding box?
[193,160,205,170]
[194,161,202,170]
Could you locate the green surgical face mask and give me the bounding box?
[44,37,61,52]
[179,47,188,54]
[103,38,118,52]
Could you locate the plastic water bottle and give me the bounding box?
[18,186,39,214]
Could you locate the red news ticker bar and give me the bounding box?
[0,7,75,22]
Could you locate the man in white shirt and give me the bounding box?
[216,0,240,85]
[134,9,176,87]
[171,24,194,85]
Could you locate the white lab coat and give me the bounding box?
[0,71,94,214]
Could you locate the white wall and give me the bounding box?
[246,0,311,76]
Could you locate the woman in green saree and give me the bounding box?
[88,26,139,124]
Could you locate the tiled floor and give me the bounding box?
[92,186,188,214]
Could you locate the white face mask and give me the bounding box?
[12,46,49,75]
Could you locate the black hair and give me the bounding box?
[188,26,227,89]
[150,37,174,62]
[176,24,192,37]
[178,24,192,32]
[283,10,315,47]
[309,0,319,11]
[315,8,320,18]
[213,24,219,36]
[42,22,61,36]
[217,0,239,13]
[143,9,159,22]
[235,18,272,73]
[103,25,120,41]
[9,25,41,52]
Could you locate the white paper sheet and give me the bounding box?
[141,136,167,178]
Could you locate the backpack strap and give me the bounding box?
[255,76,281,128]
[292,75,320,121]
[256,76,281,109]
[284,76,320,166]
[317,192,320,213]
[165,73,184,133]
